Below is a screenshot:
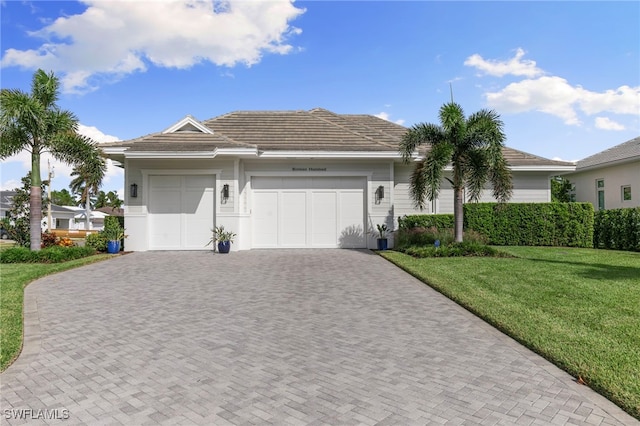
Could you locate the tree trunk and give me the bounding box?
[454,185,464,243]
[30,154,42,251]
[85,189,91,230]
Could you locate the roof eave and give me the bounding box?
[258,150,402,159]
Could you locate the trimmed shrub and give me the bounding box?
[398,214,454,230]
[464,203,594,247]
[400,241,512,258]
[41,231,59,248]
[0,246,96,263]
[395,226,487,249]
[594,207,640,251]
[85,232,108,252]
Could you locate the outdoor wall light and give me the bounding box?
[375,185,384,203]
[222,184,230,200]
[130,183,138,198]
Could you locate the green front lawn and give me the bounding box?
[0,255,111,371]
[380,247,640,419]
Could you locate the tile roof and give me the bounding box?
[102,109,574,167]
[576,136,640,170]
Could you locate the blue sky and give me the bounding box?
[1,0,639,197]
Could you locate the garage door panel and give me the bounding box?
[311,191,337,246]
[148,175,215,250]
[252,177,365,249]
[339,191,365,248]
[253,192,278,247]
[281,192,307,246]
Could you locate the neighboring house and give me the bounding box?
[0,189,108,231]
[102,108,575,251]
[563,137,640,211]
[0,191,16,219]
[58,206,108,231]
[95,206,124,217]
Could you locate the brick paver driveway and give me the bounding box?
[1,250,636,425]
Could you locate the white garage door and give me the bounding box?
[252,177,365,248]
[148,175,215,250]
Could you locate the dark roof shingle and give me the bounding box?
[576,137,640,170]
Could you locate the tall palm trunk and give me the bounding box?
[30,153,42,250]
[30,187,42,250]
[84,189,91,230]
[454,186,464,243]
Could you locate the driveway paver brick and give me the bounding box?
[1,250,636,425]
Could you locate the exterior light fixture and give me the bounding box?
[222,184,230,200]
[375,185,384,203]
[130,183,138,198]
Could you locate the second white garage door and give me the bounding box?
[148,175,215,250]
[252,177,366,248]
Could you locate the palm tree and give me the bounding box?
[399,102,513,242]
[0,69,105,250]
[70,158,106,230]
[106,191,123,211]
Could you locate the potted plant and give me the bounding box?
[372,223,391,250]
[105,226,126,254]
[207,225,236,254]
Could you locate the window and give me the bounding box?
[596,179,605,211]
[622,185,632,201]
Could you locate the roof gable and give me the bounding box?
[162,115,213,134]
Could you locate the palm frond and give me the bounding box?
[462,149,489,202]
[399,123,443,163]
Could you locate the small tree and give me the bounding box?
[399,102,513,242]
[1,69,105,250]
[5,175,47,247]
[551,176,574,203]
[51,189,78,206]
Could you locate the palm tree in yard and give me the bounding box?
[399,102,513,242]
[0,69,105,250]
[70,159,106,231]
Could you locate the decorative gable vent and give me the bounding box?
[162,115,213,134]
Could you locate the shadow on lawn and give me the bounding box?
[524,257,640,282]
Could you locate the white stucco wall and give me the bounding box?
[565,160,640,210]
[394,164,552,217]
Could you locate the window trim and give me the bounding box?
[621,185,632,202]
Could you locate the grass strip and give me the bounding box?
[1,255,112,371]
[380,246,640,420]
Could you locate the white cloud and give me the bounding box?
[594,117,625,131]
[484,76,640,125]
[468,49,640,126]
[0,179,23,191]
[464,48,544,78]
[374,111,405,125]
[1,0,305,93]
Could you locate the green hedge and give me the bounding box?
[464,203,593,247]
[594,207,640,251]
[398,214,454,230]
[0,246,97,263]
[399,203,594,248]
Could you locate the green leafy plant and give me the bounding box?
[85,232,108,252]
[371,224,391,239]
[206,225,236,247]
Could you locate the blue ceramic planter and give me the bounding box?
[377,238,388,251]
[217,241,231,253]
[107,240,120,254]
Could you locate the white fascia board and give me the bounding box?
[124,151,218,159]
[215,147,259,156]
[258,150,402,159]
[509,165,576,172]
[162,115,213,134]
[102,147,127,155]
